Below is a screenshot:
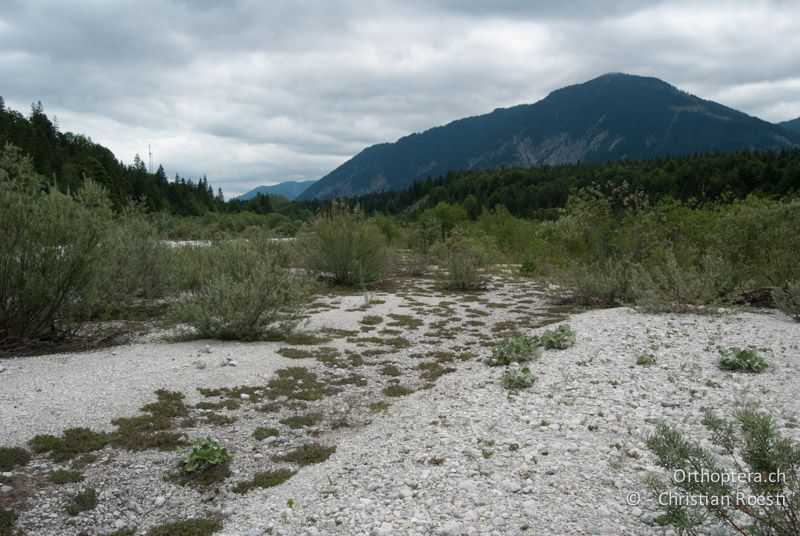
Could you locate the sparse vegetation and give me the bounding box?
[49,469,85,484]
[232,468,296,494]
[253,427,280,441]
[433,229,495,290]
[636,353,657,366]
[277,443,336,466]
[28,427,110,462]
[146,518,223,536]
[718,347,768,373]
[0,509,17,536]
[383,384,414,397]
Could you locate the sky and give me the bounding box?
[1,0,799,197]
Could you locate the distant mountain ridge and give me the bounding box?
[298,73,800,200]
[780,117,800,134]
[238,180,316,200]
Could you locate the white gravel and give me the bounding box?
[2,276,799,536]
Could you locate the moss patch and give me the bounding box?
[50,470,84,485]
[253,427,280,441]
[276,443,336,466]
[29,428,110,462]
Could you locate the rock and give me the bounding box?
[222,507,235,518]
[372,522,393,535]
[154,496,166,507]
[436,521,461,535]
[640,512,657,526]
[522,500,536,518]
[491,516,506,526]
[241,393,250,400]
[113,519,127,529]
[1,485,13,493]
[203,344,212,354]
[246,530,265,536]
[660,401,679,408]
[194,361,207,370]
[0,366,5,373]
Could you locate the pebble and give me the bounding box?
[154,496,166,507]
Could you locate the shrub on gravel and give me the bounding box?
[718,347,768,373]
[146,517,223,536]
[179,437,230,473]
[66,487,97,516]
[382,384,414,397]
[433,229,495,290]
[636,353,657,366]
[0,446,30,471]
[299,203,388,286]
[488,335,542,366]
[171,238,313,341]
[645,407,800,535]
[539,324,576,349]
[50,469,84,484]
[502,367,538,389]
[28,427,110,462]
[773,281,800,321]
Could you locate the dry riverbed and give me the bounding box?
[1,274,798,535]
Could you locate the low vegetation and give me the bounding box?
[146,518,223,536]
[232,468,295,494]
[489,335,542,366]
[276,443,336,466]
[0,447,30,471]
[501,367,537,389]
[66,487,98,516]
[773,281,800,321]
[539,324,576,349]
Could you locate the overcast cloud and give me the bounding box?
[1,0,798,196]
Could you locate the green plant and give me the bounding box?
[300,204,387,286]
[432,229,495,290]
[0,509,17,536]
[277,443,336,466]
[253,427,279,441]
[773,281,800,321]
[501,367,538,389]
[146,517,223,536]
[718,347,768,373]
[66,487,98,516]
[50,470,85,484]
[28,427,110,462]
[645,407,800,535]
[171,238,313,341]
[636,353,657,366]
[540,324,576,349]
[179,438,230,473]
[232,468,295,494]
[0,447,30,471]
[382,384,413,397]
[489,335,542,366]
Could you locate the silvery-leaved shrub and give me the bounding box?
[299,203,387,286]
[501,367,537,389]
[718,347,768,373]
[0,144,112,346]
[171,239,313,340]
[433,229,495,290]
[773,281,800,321]
[489,335,542,366]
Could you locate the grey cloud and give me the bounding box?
[1,0,799,197]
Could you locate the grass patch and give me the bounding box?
[0,447,30,472]
[283,332,332,345]
[203,413,236,426]
[66,487,98,516]
[386,314,423,329]
[146,518,223,536]
[280,413,322,429]
[253,427,280,441]
[380,364,402,377]
[502,367,538,389]
[383,384,413,397]
[369,401,390,414]
[276,443,336,466]
[28,428,110,462]
[232,468,295,494]
[418,362,456,382]
[360,315,383,326]
[346,336,410,348]
[195,399,241,411]
[636,353,657,366]
[266,367,340,401]
[50,469,84,484]
[277,346,340,360]
[0,509,17,536]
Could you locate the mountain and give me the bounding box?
[237,180,316,201]
[299,73,800,200]
[779,117,800,134]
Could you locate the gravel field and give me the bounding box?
[1,276,798,536]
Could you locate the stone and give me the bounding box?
[436,521,461,535]
[372,522,393,535]
[154,496,166,507]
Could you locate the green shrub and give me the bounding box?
[171,239,312,340]
[179,437,230,473]
[773,281,800,321]
[0,145,112,343]
[0,446,30,471]
[568,258,632,306]
[645,407,799,534]
[433,229,495,290]
[300,204,387,286]
[50,470,85,484]
[277,443,336,466]
[501,367,537,389]
[540,324,576,349]
[718,347,768,373]
[232,468,295,494]
[66,487,97,515]
[489,335,542,366]
[0,509,17,536]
